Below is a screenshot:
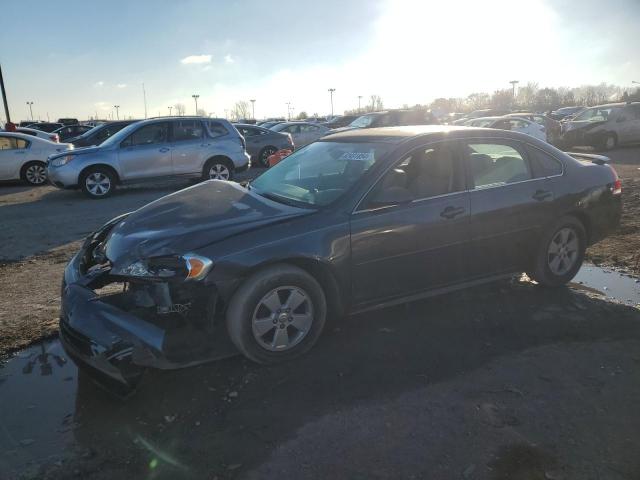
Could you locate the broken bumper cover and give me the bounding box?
[59,252,168,387]
[59,248,237,389]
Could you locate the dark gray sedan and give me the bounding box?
[59,126,622,390]
[235,123,294,167]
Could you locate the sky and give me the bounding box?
[1,0,639,122]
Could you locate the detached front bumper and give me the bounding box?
[59,244,237,390]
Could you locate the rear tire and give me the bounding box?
[203,157,234,181]
[80,166,116,199]
[22,161,48,186]
[528,216,586,287]
[226,264,327,364]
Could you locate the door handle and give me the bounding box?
[159,147,170,153]
[440,206,465,219]
[532,189,552,201]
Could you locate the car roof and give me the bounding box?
[322,125,484,142]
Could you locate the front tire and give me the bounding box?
[80,167,116,199]
[203,158,234,181]
[22,161,48,186]
[226,264,327,364]
[599,133,617,152]
[528,216,586,287]
[258,146,278,167]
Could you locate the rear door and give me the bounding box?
[118,122,171,180]
[0,136,25,180]
[350,141,471,306]
[169,119,206,175]
[463,139,556,278]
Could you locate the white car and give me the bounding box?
[0,132,72,185]
[464,116,547,142]
[16,127,60,143]
[270,122,330,148]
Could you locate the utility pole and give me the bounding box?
[168,105,173,116]
[358,95,362,112]
[0,63,11,123]
[250,99,256,119]
[328,88,335,117]
[114,105,120,120]
[192,94,200,115]
[285,102,292,121]
[26,101,34,120]
[142,83,148,119]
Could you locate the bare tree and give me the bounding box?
[196,108,207,117]
[296,111,308,120]
[369,95,384,112]
[174,103,186,116]
[230,101,251,121]
[490,89,514,110]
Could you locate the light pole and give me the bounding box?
[113,105,120,120]
[0,63,11,123]
[26,101,34,121]
[192,94,200,115]
[509,80,519,99]
[285,102,292,121]
[250,99,256,119]
[358,95,362,112]
[328,88,335,117]
[168,106,173,116]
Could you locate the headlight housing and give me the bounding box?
[50,154,75,167]
[113,254,213,281]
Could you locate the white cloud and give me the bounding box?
[224,54,234,64]
[117,83,127,88]
[94,81,104,87]
[180,54,212,65]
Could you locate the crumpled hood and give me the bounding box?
[50,145,101,160]
[104,181,309,267]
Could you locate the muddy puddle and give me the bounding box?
[0,264,638,477]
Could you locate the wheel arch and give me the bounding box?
[79,163,121,184]
[559,210,592,245]
[203,155,234,175]
[225,257,347,320]
[19,159,46,180]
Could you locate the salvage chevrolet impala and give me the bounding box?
[59,126,622,389]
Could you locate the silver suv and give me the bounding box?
[47,117,250,198]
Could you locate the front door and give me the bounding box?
[463,139,556,278]
[350,141,470,306]
[169,119,205,175]
[118,122,171,180]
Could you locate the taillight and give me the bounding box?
[50,134,60,143]
[612,178,622,195]
[608,165,622,195]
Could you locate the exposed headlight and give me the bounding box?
[114,254,213,281]
[50,154,75,167]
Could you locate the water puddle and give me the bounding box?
[571,264,640,307]
[0,339,78,477]
[0,264,638,477]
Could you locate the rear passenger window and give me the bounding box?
[526,146,563,177]
[206,121,228,138]
[466,143,531,188]
[172,120,203,142]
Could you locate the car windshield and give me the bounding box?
[349,114,377,128]
[250,141,391,207]
[574,107,616,122]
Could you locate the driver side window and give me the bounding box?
[121,123,168,148]
[364,143,464,208]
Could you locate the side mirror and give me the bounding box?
[369,187,413,207]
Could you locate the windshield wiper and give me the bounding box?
[254,190,314,209]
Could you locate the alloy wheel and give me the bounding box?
[260,147,277,166]
[252,286,314,351]
[25,164,47,185]
[209,164,230,180]
[547,227,579,276]
[85,172,111,196]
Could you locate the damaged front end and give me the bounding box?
[59,215,236,391]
